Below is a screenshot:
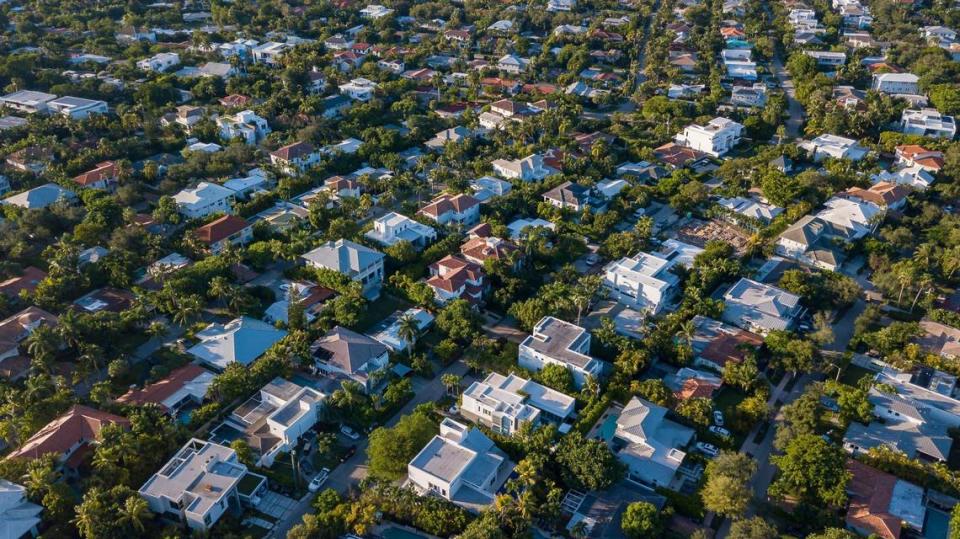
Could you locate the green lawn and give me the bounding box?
[712,387,750,448]
[353,294,411,332]
[839,364,873,387]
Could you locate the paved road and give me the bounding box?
[763,6,805,138]
[268,359,472,538]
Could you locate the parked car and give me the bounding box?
[340,425,360,440]
[713,410,725,427]
[308,468,330,492]
[448,404,459,415]
[708,425,731,438]
[340,444,357,463]
[584,253,600,266]
[696,442,720,458]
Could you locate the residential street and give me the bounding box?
[763,4,805,139]
[267,359,472,538]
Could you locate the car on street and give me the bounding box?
[584,253,600,266]
[708,425,731,438]
[308,468,330,492]
[713,410,724,427]
[340,444,357,463]
[340,425,360,440]
[695,442,719,458]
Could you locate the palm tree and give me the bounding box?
[117,495,152,533]
[396,313,420,356]
[26,326,58,371]
[441,374,462,397]
[171,295,202,327]
[676,320,696,363]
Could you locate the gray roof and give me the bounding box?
[722,278,802,331]
[779,215,825,247]
[312,326,388,375]
[187,316,287,369]
[301,239,384,276]
[521,316,595,369]
[1,183,76,209]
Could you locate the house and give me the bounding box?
[547,0,575,10]
[916,320,960,359]
[461,372,576,435]
[116,364,214,415]
[497,54,529,74]
[270,142,320,175]
[407,418,514,511]
[339,78,378,101]
[251,41,294,65]
[674,117,743,157]
[840,182,910,211]
[301,239,385,299]
[668,84,706,99]
[74,161,119,190]
[223,170,270,200]
[843,388,955,462]
[263,281,335,325]
[139,439,267,532]
[137,52,181,72]
[321,94,352,119]
[0,307,58,381]
[0,479,43,539]
[366,212,436,249]
[491,154,558,181]
[47,96,108,119]
[173,182,236,219]
[804,50,847,67]
[187,317,288,371]
[427,255,485,305]
[360,4,393,18]
[324,175,362,200]
[369,308,434,353]
[507,217,556,240]
[834,85,868,110]
[900,108,956,139]
[717,196,783,224]
[320,138,362,156]
[872,73,920,95]
[214,378,325,466]
[775,199,876,271]
[542,181,601,213]
[613,397,695,489]
[800,134,870,161]
[519,316,607,389]
[2,183,76,209]
[0,267,47,299]
[895,144,944,173]
[602,247,690,315]
[425,126,475,151]
[73,287,135,313]
[5,146,52,175]
[194,215,253,254]
[418,194,481,227]
[0,90,57,114]
[217,110,270,144]
[874,368,960,423]
[921,25,957,42]
[845,459,925,539]
[721,278,805,333]
[4,405,130,470]
[731,85,768,107]
[220,94,252,109]
[460,231,518,266]
[164,105,206,133]
[689,315,763,373]
[311,326,390,393]
[470,176,512,202]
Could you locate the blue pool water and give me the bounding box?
[381,527,428,539]
[924,509,949,539]
[600,413,619,442]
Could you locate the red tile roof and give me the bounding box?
[195,215,251,245]
[700,330,762,369]
[271,141,315,161]
[0,267,47,298]
[117,364,210,409]
[418,194,480,218]
[5,405,129,463]
[74,161,118,186]
[845,460,902,539]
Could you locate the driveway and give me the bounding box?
[268,359,472,538]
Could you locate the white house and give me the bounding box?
[800,134,870,161]
[519,316,607,389]
[613,397,695,489]
[470,176,512,202]
[407,418,514,511]
[139,439,267,532]
[722,278,805,333]
[173,182,236,219]
[365,212,437,248]
[0,90,57,114]
[675,117,744,157]
[369,308,434,353]
[339,78,378,101]
[491,154,558,181]
[270,142,320,175]
[0,479,42,539]
[217,110,271,144]
[872,72,920,95]
[900,108,956,139]
[311,326,390,393]
[187,317,288,371]
[360,4,393,18]
[302,239,385,299]
[417,194,481,227]
[804,50,847,67]
[137,52,181,72]
[497,54,529,74]
[461,372,576,435]
[47,96,108,119]
[603,248,689,315]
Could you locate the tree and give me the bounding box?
[396,312,421,354]
[441,374,461,396]
[676,397,713,427]
[702,451,756,518]
[74,486,152,539]
[621,501,661,538]
[536,363,575,393]
[555,432,624,491]
[950,502,960,539]
[231,438,256,467]
[631,379,675,407]
[807,529,857,539]
[723,356,761,392]
[769,434,850,507]
[367,409,438,480]
[435,300,481,342]
[728,517,779,539]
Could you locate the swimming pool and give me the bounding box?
[600,413,619,443]
[924,508,949,539]
[381,527,428,539]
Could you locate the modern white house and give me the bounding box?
[603,250,685,315]
[339,78,378,101]
[47,96,108,119]
[217,110,271,145]
[900,108,956,139]
[311,326,390,393]
[172,182,236,219]
[187,317,287,371]
[215,378,325,467]
[461,372,576,435]
[804,50,847,67]
[407,418,514,511]
[137,52,181,72]
[0,90,56,114]
[519,316,608,389]
[674,117,744,157]
[470,176,513,203]
[491,154,558,181]
[302,239,385,299]
[139,439,267,532]
[872,72,920,95]
[721,278,805,333]
[613,397,695,489]
[365,212,437,249]
[369,308,435,353]
[799,134,870,161]
[359,4,394,18]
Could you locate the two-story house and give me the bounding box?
[301,239,385,300]
[365,212,437,249]
[194,215,254,254]
[519,317,608,389]
[427,255,485,305]
[461,372,576,435]
[173,182,236,219]
[311,326,390,394]
[417,194,481,227]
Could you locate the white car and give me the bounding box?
[696,442,720,458]
[708,425,731,438]
[308,468,330,492]
[713,410,725,427]
[340,425,360,440]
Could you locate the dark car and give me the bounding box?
[340,445,358,463]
